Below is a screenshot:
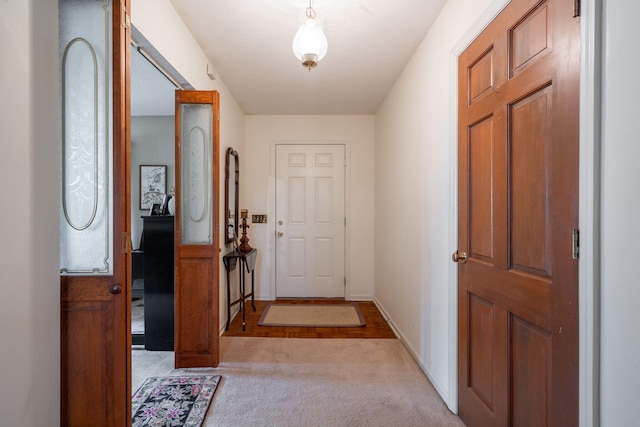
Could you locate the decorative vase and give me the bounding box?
[167,196,175,215]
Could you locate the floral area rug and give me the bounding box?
[132,375,221,427]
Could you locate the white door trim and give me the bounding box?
[447,0,601,424]
[577,1,602,426]
[268,140,351,301]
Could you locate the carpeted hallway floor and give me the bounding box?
[132,337,465,426]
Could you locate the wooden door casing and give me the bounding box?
[116,1,133,421]
[60,0,131,425]
[174,90,220,368]
[457,0,579,426]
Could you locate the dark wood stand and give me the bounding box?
[140,215,174,350]
[223,248,257,331]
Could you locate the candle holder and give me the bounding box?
[238,209,252,252]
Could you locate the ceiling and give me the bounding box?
[131,0,448,116]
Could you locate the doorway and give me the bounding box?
[274,144,346,298]
[129,40,178,390]
[129,45,177,348]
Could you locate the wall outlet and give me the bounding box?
[252,214,267,224]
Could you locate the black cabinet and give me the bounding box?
[142,216,174,351]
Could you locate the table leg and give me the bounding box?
[240,260,246,331]
[237,265,243,313]
[251,270,256,312]
[225,268,231,331]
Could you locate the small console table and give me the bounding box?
[223,248,257,331]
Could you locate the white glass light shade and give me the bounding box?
[292,18,328,68]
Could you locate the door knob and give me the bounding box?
[277,231,284,237]
[109,284,122,295]
[451,251,468,264]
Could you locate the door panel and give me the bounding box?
[457,0,579,426]
[467,294,495,407]
[511,86,552,276]
[61,277,124,425]
[468,116,494,263]
[174,90,220,368]
[275,144,345,298]
[511,315,552,426]
[59,0,130,425]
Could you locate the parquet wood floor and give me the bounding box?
[223,299,397,339]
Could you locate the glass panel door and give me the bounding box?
[174,90,220,368]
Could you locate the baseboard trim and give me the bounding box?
[346,295,373,301]
[372,297,454,413]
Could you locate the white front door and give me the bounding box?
[275,144,345,298]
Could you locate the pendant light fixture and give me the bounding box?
[292,0,328,70]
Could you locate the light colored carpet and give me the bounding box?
[258,303,365,327]
[132,337,464,426]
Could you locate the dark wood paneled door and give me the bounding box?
[60,0,131,425]
[174,90,220,368]
[456,0,579,426]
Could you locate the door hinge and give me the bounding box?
[572,229,579,260]
[121,5,131,28]
[122,232,132,254]
[573,0,581,18]
[344,217,346,226]
[344,277,346,287]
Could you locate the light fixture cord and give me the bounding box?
[306,0,316,19]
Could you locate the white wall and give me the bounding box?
[132,0,246,330]
[600,0,640,424]
[245,116,375,300]
[374,0,496,410]
[0,0,61,425]
[130,116,176,247]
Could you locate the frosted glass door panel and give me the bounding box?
[59,0,113,274]
[180,104,213,245]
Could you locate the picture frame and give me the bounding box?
[140,165,167,210]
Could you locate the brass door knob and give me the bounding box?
[451,251,468,264]
[277,231,284,237]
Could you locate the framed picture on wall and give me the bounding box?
[140,165,167,210]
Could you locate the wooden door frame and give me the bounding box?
[115,1,132,420]
[445,0,601,424]
[268,140,351,300]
